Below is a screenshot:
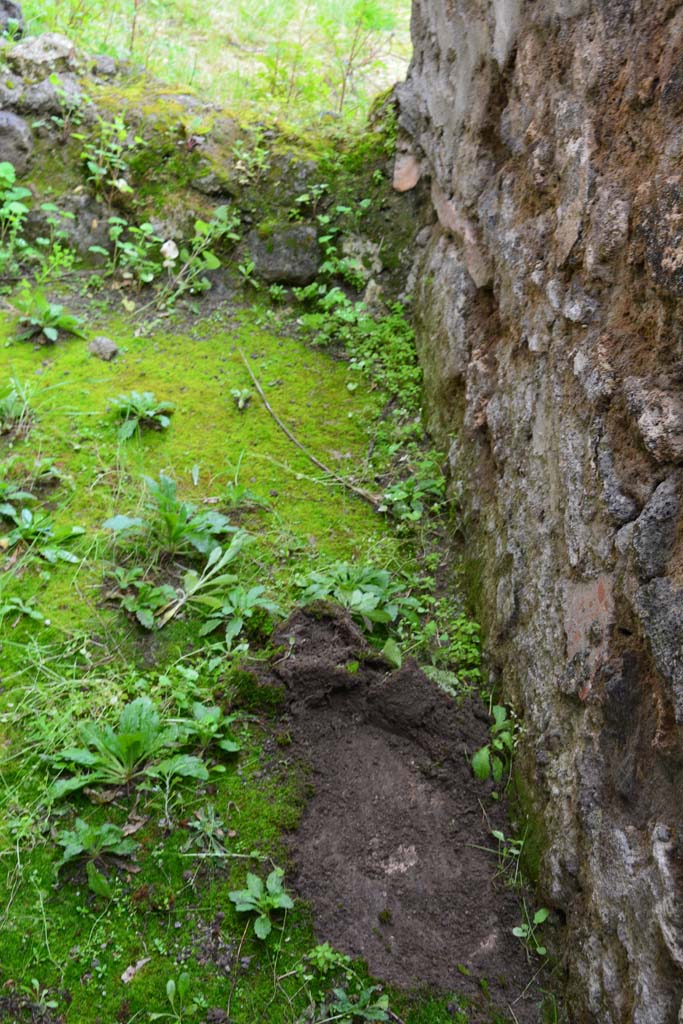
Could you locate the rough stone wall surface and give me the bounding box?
[397,1,683,1021]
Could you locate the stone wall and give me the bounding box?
[396,2,683,1020]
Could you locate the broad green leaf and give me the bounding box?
[254,914,272,939]
[218,738,240,753]
[246,872,264,898]
[471,745,491,781]
[87,861,114,900]
[117,418,138,441]
[380,637,402,669]
[150,754,209,780]
[103,514,143,532]
[135,608,155,630]
[50,775,91,799]
[266,868,284,894]
[492,705,508,727]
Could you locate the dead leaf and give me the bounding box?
[122,816,147,837]
[84,787,120,804]
[121,957,151,984]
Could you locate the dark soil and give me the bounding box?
[269,607,541,1021]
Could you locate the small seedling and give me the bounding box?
[111,391,175,440]
[229,868,294,938]
[513,905,550,958]
[230,387,252,412]
[183,803,228,856]
[147,754,209,827]
[150,972,192,1022]
[22,980,58,1014]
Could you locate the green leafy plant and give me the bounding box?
[490,827,525,889]
[3,507,84,563]
[30,456,64,488]
[147,754,209,827]
[74,114,145,202]
[297,943,354,1002]
[471,705,516,786]
[327,984,390,1022]
[231,132,271,185]
[103,473,236,558]
[99,215,164,286]
[229,868,294,939]
[55,818,138,872]
[195,584,283,647]
[0,161,32,275]
[179,703,241,754]
[157,205,241,307]
[513,904,550,958]
[15,291,85,344]
[49,697,178,798]
[21,980,58,1014]
[157,533,252,626]
[443,614,481,683]
[150,972,193,1022]
[108,568,177,629]
[378,451,446,523]
[110,391,175,440]
[296,561,421,633]
[31,203,77,284]
[183,803,229,856]
[237,257,259,290]
[0,595,45,625]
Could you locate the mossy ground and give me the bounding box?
[0,292,478,1023]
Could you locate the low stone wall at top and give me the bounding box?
[396,2,683,1021]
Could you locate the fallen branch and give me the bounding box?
[238,348,382,510]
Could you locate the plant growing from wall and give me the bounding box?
[471,705,516,785]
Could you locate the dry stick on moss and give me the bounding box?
[238,348,381,510]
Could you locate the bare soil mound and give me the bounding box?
[268,607,541,1021]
